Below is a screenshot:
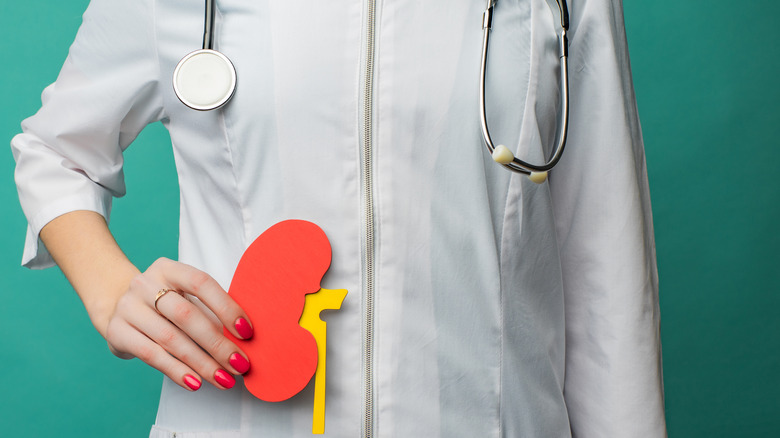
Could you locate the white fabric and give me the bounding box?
[11,0,666,436]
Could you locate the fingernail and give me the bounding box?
[214,369,235,389]
[235,317,253,339]
[183,374,201,391]
[229,353,250,374]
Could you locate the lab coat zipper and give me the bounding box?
[361,0,378,437]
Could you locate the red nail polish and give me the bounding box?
[229,353,250,374]
[235,317,253,339]
[214,369,235,389]
[183,374,201,391]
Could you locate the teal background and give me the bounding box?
[1,1,778,436]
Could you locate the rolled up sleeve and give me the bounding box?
[11,0,165,269]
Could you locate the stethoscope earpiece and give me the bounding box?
[528,171,548,184]
[491,145,548,184]
[491,144,515,164]
[173,49,236,111]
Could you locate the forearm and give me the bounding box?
[40,210,140,337]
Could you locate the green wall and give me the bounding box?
[2,1,777,436]
[1,1,175,435]
[624,1,780,435]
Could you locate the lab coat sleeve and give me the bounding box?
[11,0,165,269]
[548,0,666,436]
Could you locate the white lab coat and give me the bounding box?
[11,0,666,436]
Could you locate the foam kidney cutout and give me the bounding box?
[223,220,333,402]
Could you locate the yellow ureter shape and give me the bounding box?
[299,288,348,434]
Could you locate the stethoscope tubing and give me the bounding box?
[203,0,216,50]
[180,0,571,177]
[479,0,570,175]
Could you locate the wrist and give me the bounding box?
[83,264,139,337]
[40,211,140,337]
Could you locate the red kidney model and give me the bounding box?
[224,220,347,434]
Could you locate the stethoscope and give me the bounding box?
[480,0,570,183]
[173,0,236,111]
[173,0,570,183]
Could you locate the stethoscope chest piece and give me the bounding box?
[173,49,237,111]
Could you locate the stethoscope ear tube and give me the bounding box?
[557,0,569,30]
[479,0,570,181]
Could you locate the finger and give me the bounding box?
[129,301,239,389]
[126,292,243,389]
[150,258,254,340]
[108,319,203,392]
[152,290,250,380]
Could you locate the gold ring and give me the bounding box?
[153,289,178,314]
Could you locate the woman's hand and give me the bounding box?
[105,257,253,391]
[40,210,252,392]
